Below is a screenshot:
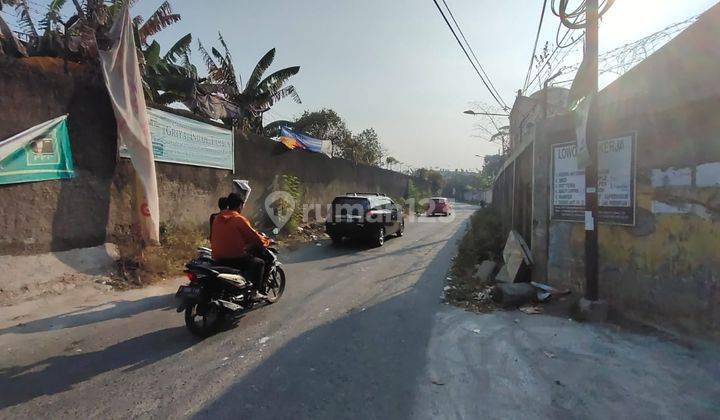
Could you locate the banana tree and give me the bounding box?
[193,33,301,132]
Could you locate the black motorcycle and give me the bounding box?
[175,243,286,337]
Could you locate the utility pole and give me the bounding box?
[584,0,600,301]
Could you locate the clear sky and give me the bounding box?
[5,0,718,170]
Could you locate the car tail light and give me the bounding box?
[185,271,198,282]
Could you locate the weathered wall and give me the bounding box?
[495,6,720,337]
[0,57,421,255]
[544,97,720,337]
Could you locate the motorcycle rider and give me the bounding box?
[210,192,271,300]
[209,196,228,240]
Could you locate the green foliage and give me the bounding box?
[450,208,504,283]
[269,174,303,233]
[403,179,424,213]
[196,36,301,132]
[385,156,400,169]
[269,108,387,167]
[413,168,445,195]
[341,128,384,166]
[290,109,351,157]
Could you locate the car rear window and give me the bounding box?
[332,197,370,216]
[431,198,446,204]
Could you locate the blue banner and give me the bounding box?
[278,127,330,156]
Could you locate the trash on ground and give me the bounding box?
[502,230,534,283]
[431,379,445,386]
[491,282,536,307]
[472,328,481,334]
[537,291,551,302]
[476,285,493,303]
[531,281,571,296]
[258,336,270,345]
[543,351,556,359]
[519,305,543,314]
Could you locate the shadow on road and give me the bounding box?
[0,294,176,335]
[193,219,468,419]
[0,326,196,409]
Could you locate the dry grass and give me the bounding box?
[445,208,504,313]
[114,223,207,286]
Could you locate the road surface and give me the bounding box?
[1,202,718,419]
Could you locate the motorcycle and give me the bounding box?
[175,241,286,337]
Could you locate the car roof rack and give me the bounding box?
[345,192,386,196]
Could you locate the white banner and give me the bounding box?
[552,134,636,225]
[99,5,160,244]
[120,108,233,170]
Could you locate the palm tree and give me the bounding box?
[194,33,301,132]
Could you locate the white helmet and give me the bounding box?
[232,179,252,203]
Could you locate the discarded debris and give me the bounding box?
[531,281,570,296]
[258,336,270,345]
[543,351,556,359]
[472,328,481,334]
[519,305,543,315]
[502,231,534,283]
[431,379,445,386]
[491,282,536,307]
[476,285,493,303]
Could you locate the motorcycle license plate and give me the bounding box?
[176,285,201,298]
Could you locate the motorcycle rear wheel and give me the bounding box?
[265,267,286,304]
[185,302,223,337]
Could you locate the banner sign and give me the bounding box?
[120,108,234,171]
[552,133,636,225]
[0,115,75,185]
[278,127,331,157]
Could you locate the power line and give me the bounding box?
[525,21,583,93]
[522,0,548,92]
[439,0,508,110]
[431,0,508,111]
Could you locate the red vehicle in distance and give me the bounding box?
[427,197,452,217]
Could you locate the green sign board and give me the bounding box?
[0,115,75,185]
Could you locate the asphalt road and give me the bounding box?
[2,202,719,419]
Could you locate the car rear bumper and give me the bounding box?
[326,222,374,238]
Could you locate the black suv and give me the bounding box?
[326,193,404,246]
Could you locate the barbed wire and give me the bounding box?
[557,15,698,79]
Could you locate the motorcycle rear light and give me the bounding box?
[185,271,198,282]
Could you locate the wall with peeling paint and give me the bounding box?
[523,5,720,338]
[541,95,720,338]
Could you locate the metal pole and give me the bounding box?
[584,0,600,301]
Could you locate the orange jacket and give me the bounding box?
[211,210,270,260]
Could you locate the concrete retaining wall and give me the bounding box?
[0,57,421,255]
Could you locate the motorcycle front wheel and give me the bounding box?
[265,267,286,304]
[184,302,223,337]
